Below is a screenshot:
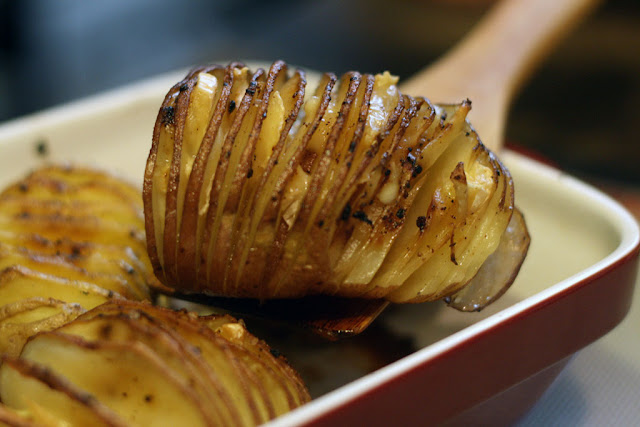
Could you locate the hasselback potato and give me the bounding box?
[0,165,160,357]
[0,300,310,426]
[144,61,529,306]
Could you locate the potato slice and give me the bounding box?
[445,207,530,311]
[0,356,128,427]
[145,61,529,305]
[0,297,85,358]
[0,234,156,295]
[0,266,117,310]
[0,264,119,358]
[0,242,145,300]
[0,403,39,426]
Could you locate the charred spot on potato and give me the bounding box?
[341,203,352,221]
[161,106,175,125]
[416,216,427,232]
[352,210,373,225]
[99,323,113,340]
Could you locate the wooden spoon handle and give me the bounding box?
[400,0,602,152]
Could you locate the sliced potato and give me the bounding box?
[0,165,160,357]
[0,235,157,295]
[145,61,529,306]
[76,301,310,422]
[445,207,530,311]
[0,300,311,427]
[0,297,85,359]
[0,403,39,426]
[0,356,128,427]
[2,334,206,427]
[0,266,117,314]
[0,242,145,300]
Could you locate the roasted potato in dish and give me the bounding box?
[145,61,529,307]
[0,300,310,427]
[0,165,160,357]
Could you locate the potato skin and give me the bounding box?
[145,61,528,305]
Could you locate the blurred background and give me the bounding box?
[0,0,639,192]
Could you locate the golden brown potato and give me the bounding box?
[0,166,161,357]
[0,300,310,427]
[145,61,529,306]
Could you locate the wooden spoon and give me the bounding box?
[182,0,602,339]
[401,0,602,153]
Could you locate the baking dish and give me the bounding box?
[0,70,637,426]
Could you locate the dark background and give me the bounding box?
[1,0,638,186]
